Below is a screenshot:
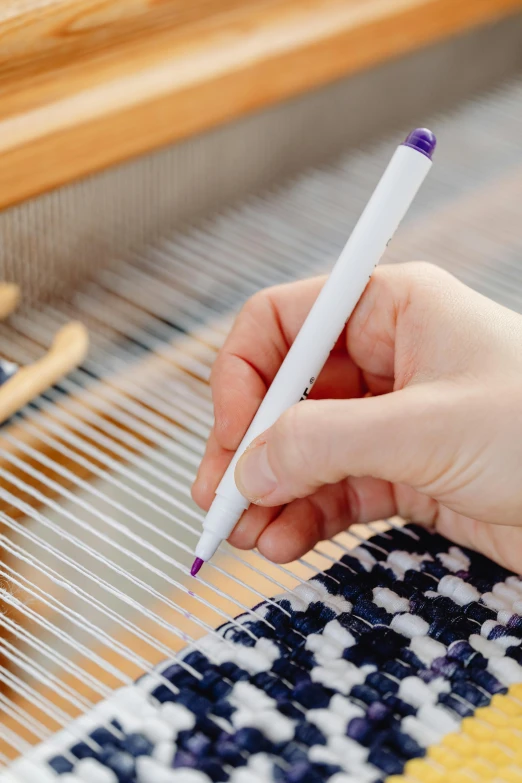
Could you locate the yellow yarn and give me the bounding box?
[386,685,522,783]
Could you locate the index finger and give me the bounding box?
[210,277,328,452]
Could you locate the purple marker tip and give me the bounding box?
[191,557,204,577]
[402,128,436,160]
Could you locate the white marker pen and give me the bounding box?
[192,128,436,576]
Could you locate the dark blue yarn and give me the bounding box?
[211,701,235,720]
[200,670,233,701]
[464,603,496,623]
[120,733,153,757]
[438,693,474,718]
[381,660,413,680]
[507,614,522,634]
[487,624,511,640]
[469,668,506,695]
[350,684,381,706]
[195,716,226,741]
[174,690,213,717]
[447,640,478,665]
[284,762,325,783]
[215,738,246,767]
[185,732,212,757]
[452,681,490,707]
[160,663,198,689]
[430,656,459,678]
[280,743,308,766]
[219,661,250,683]
[48,755,74,774]
[103,751,135,783]
[366,671,399,696]
[233,728,273,754]
[70,741,96,760]
[506,645,522,664]
[294,723,326,747]
[367,701,392,722]
[151,684,178,703]
[293,682,332,709]
[353,598,392,626]
[90,726,120,747]
[347,717,373,745]
[173,750,197,769]
[368,745,404,775]
[198,759,229,782]
[381,694,416,718]
[395,648,425,671]
[388,730,424,758]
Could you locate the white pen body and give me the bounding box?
[196,143,432,561]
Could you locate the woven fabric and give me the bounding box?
[8,524,522,783]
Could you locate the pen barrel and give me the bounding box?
[194,142,433,558]
[216,144,431,495]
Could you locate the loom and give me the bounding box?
[2,2,522,781]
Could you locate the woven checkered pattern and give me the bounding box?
[8,524,522,783]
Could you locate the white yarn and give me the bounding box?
[307,709,349,737]
[470,634,512,659]
[328,774,380,783]
[307,696,364,737]
[152,741,176,766]
[437,575,480,606]
[481,592,511,612]
[294,581,352,616]
[323,619,356,647]
[309,735,367,768]
[437,547,470,573]
[401,715,442,747]
[159,703,196,734]
[390,613,430,639]
[492,583,522,603]
[410,636,446,665]
[229,753,274,783]
[136,757,212,783]
[306,620,355,666]
[329,693,366,721]
[506,576,522,594]
[229,681,275,712]
[197,635,279,675]
[75,758,118,783]
[386,551,431,579]
[8,759,58,783]
[372,587,409,614]
[416,704,460,735]
[311,660,373,695]
[139,718,176,744]
[488,656,522,686]
[398,676,438,708]
[229,682,294,743]
[310,737,380,781]
[350,547,376,572]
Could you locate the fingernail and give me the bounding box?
[235,442,277,502]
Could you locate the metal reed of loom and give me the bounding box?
[1,3,522,780]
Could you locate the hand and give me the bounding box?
[192,262,522,571]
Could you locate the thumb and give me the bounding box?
[234,384,464,506]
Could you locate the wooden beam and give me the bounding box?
[0,0,519,209]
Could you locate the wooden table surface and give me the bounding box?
[0,0,519,209]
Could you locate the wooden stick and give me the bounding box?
[0,322,89,425]
[0,284,20,321]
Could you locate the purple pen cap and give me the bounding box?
[402,128,436,160]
